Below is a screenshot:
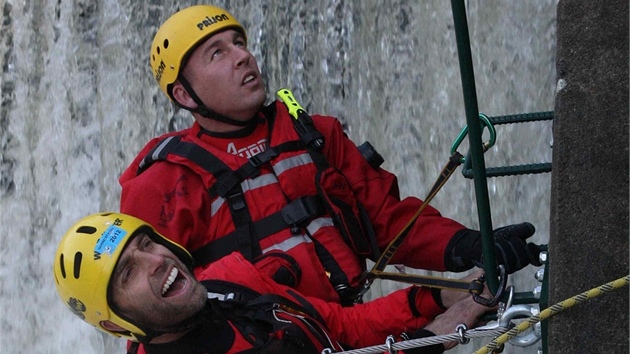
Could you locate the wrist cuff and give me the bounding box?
[410,286,446,319]
[444,228,480,272]
[431,288,446,309]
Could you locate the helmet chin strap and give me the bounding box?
[178,76,257,127]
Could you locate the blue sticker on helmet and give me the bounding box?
[94,225,127,258]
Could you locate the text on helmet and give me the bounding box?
[197,14,230,31]
[155,60,166,83]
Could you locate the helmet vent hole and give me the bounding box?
[73,252,83,279]
[59,254,66,279]
[76,226,97,235]
[163,39,169,49]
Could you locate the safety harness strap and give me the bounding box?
[137,135,326,263]
[212,140,305,199]
[191,195,326,265]
[139,136,256,258]
[202,279,339,352]
[136,97,377,304]
[138,136,304,199]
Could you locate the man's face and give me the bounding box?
[110,233,207,331]
[183,29,266,119]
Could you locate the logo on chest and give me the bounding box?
[227,139,267,158]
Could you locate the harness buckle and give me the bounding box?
[227,191,247,211]
[249,148,278,167]
[207,291,245,302]
[281,196,322,226]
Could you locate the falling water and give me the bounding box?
[0,1,556,353]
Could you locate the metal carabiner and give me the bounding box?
[496,285,514,319]
[353,275,374,304]
[385,335,398,354]
[450,113,497,163]
[498,304,543,347]
[471,265,508,307]
[455,324,470,344]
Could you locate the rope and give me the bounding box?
[369,151,462,274]
[473,275,630,354]
[329,326,507,354]
[327,275,628,354]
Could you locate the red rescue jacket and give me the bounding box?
[139,253,442,354]
[120,101,465,305]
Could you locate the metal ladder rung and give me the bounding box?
[463,162,552,178]
[461,111,553,178]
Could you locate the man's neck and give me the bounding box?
[193,110,260,133]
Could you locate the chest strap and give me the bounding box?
[138,136,304,199]
[137,136,325,264]
[192,195,326,265]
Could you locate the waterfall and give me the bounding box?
[0,1,556,353]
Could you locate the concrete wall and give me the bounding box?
[549,0,629,352]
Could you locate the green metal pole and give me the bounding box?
[450,0,499,292]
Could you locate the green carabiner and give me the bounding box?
[450,113,496,163]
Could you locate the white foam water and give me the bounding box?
[0,1,556,353]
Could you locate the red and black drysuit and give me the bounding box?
[120,101,466,307]
[140,252,445,354]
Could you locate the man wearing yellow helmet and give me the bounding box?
[119,0,539,334]
[54,212,495,354]
[146,4,264,128]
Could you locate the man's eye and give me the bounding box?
[211,49,222,59]
[122,267,134,284]
[138,235,153,251]
[140,236,154,250]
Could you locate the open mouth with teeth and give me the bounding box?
[162,267,187,297]
[243,75,255,84]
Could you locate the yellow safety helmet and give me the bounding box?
[150,5,247,102]
[53,212,193,341]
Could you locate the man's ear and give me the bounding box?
[171,81,198,109]
[101,320,128,333]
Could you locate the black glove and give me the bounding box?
[401,329,445,354]
[444,222,542,274]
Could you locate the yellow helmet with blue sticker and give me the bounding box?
[52,212,193,341]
